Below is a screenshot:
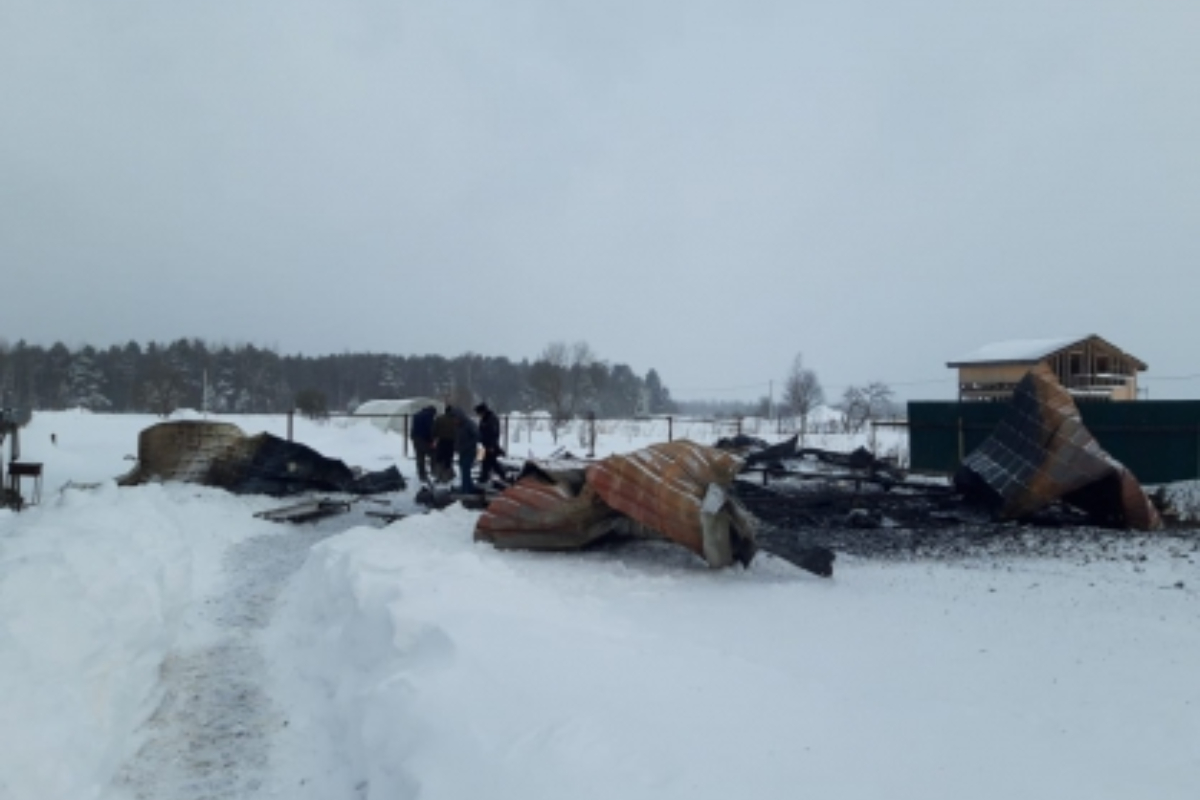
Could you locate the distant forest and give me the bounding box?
[0,338,676,418]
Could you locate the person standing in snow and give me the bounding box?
[432,406,458,484]
[474,402,507,485]
[410,405,437,483]
[451,404,480,493]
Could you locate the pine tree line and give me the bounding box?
[0,338,676,418]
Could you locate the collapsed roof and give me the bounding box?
[954,364,1161,530]
[118,420,404,496]
[475,440,760,569]
[475,440,834,575]
[473,375,1162,576]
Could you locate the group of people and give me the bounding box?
[410,401,508,493]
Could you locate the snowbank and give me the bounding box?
[265,508,1200,800]
[2,411,1197,800]
[0,484,271,800]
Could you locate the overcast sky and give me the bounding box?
[3,0,1199,402]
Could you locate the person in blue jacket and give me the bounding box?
[410,405,437,483]
[451,405,480,493]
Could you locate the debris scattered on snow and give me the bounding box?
[118,420,406,497]
[955,365,1161,531]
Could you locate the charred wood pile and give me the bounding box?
[471,440,835,577]
[118,420,406,497]
[467,368,1186,573]
[734,366,1189,563]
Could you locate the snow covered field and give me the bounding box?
[1,411,1198,800]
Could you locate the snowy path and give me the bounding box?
[109,527,334,800]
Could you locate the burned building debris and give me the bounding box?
[1,406,38,510]
[730,367,1174,562]
[474,462,633,550]
[254,498,352,524]
[107,371,1172,571]
[954,365,1161,531]
[476,442,755,566]
[475,441,834,577]
[470,370,1171,575]
[587,442,758,568]
[118,420,405,497]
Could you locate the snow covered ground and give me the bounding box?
[1,411,1198,800]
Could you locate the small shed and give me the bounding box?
[947,334,1146,402]
[353,397,444,436]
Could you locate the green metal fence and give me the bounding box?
[907,400,1200,484]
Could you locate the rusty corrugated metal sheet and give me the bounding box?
[956,364,1161,530]
[474,441,757,567]
[474,466,621,550]
[586,440,755,566]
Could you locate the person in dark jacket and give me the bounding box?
[431,406,458,484]
[475,402,507,485]
[451,405,480,493]
[410,405,437,483]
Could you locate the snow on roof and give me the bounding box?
[353,397,444,434]
[947,336,1091,366]
[353,397,443,416]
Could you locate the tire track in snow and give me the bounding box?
[111,527,333,800]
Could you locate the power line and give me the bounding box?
[674,380,772,394]
[822,377,955,391]
[889,377,958,387]
[679,376,957,395]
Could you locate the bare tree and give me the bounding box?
[527,340,598,442]
[566,341,598,414]
[839,381,895,437]
[141,364,187,417]
[863,381,896,420]
[782,353,824,435]
[840,386,870,434]
[379,356,405,398]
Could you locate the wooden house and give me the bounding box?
[947,335,1146,402]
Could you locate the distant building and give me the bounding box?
[947,335,1146,402]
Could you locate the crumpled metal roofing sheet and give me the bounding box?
[474,466,621,550]
[586,440,755,566]
[475,441,757,568]
[956,364,1161,530]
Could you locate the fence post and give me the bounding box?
[956,415,964,464]
[403,414,410,458]
[736,416,743,437]
[287,409,294,442]
[668,415,673,442]
[503,415,510,451]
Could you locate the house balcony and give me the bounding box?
[1059,373,1136,401]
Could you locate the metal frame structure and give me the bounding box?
[1,407,38,510]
